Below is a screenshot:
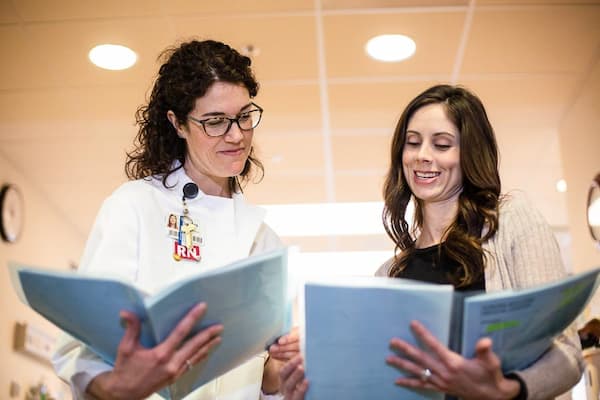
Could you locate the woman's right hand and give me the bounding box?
[268,326,300,362]
[87,302,223,400]
[280,354,309,400]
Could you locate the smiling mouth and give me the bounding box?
[220,148,244,155]
[415,171,440,179]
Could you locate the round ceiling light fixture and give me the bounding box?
[88,44,137,70]
[556,179,568,193]
[365,34,416,63]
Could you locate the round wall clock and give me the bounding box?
[0,183,24,243]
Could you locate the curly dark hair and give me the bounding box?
[125,39,263,193]
[383,84,501,287]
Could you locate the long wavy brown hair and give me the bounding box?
[383,84,501,287]
[125,39,263,193]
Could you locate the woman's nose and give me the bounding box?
[224,122,244,142]
[416,144,432,162]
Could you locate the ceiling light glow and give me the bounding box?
[88,44,137,71]
[556,179,568,193]
[365,34,416,62]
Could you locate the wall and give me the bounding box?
[0,154,84,399]
[559,57,600,314]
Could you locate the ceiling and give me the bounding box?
[0,0,599,253]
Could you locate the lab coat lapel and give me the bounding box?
[232,192,266,256]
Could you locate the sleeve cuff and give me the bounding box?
[260,392,284,400]
[505,372,528,400]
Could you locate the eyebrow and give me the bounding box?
[200,102,254,118]
[406,130,457,138]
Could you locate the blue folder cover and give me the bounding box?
[303,268,600,400]
[11,248,290,400]
[461,267,600,371]
[303,277,453,400]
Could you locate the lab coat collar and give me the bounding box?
[156,162,267,255]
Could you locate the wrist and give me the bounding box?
[261,357,282,394]
[86,371,125,400]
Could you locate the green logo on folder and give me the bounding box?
[485,320,520,333]
[559,282,588,309]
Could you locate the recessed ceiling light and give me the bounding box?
[556,179,568,193]
[365,34,416,63]
[88,44,137,71]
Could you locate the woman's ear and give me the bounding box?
[167,110,186,139]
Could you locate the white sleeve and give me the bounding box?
[260,392,284,400]
[52,332,111,399]
[254,225,286,400]
[52,192,140,397]
[250,223,284,255]
[78,191,140,280]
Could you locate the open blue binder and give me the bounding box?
[302,267,600,400]
[11,248,290,400]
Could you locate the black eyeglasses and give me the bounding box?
[187,103,263,137]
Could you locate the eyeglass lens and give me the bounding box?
[204,109,262,136]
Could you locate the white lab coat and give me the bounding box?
[52,166,283,400]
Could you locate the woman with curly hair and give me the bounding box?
[53,39,295,400]
[279,84,582,400]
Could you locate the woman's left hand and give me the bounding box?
[280,354,309,400]
[261,327,301,394]
[268,327,300,362]
[386,320,521,400]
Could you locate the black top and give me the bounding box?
[399,244,485,292]
[404,245,482,400]
[398,245,525,400]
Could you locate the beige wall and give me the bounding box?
[559,57,600,274]
[0,155,83,399]
[559,58,600,319]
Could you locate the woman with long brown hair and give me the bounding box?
[280,84,582,400]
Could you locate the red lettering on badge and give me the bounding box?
[173,242,201,262]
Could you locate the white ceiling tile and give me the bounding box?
[11,0,164,21]
[331,133,391,171]
[323,0,469,8]
[462,5,600,74]
[170,15,319,81]
[324,11,466,77]
[328,80,440,130]
[335,172,387,202]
